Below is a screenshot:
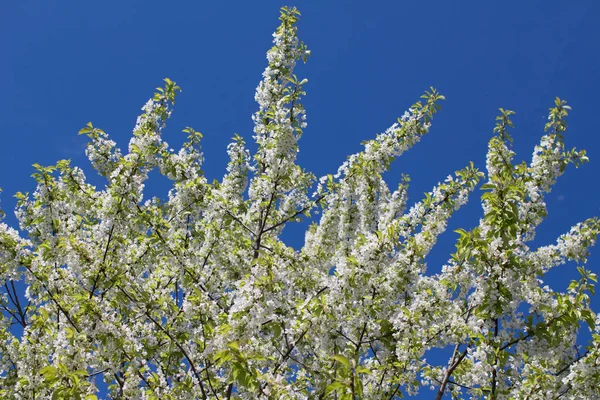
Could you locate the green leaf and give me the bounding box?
[78,122,94,135]
[39,365,57,379]
[227,341,239,351]
[325,381,346,396]
[356,366,372,375]
[332,354,350,368]
[346,256,359,266]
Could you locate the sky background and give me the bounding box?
[1,1,600,398]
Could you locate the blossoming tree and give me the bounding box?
[1,7,599,400]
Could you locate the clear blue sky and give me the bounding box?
[1,1,600,397]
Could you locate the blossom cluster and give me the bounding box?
[0,6,598,400]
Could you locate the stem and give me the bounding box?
[435,345,469,400]
[490,318,499,399]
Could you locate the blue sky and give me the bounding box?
[1,0,600,397]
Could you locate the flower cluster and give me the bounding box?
[0,6,598,400]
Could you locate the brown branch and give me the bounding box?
[262,193,326,234]
[223,208,256,237]
[23,264,80,333]
[435,345,470,400]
